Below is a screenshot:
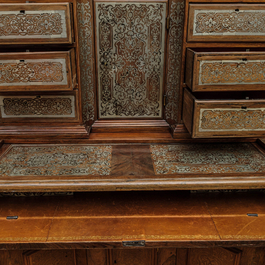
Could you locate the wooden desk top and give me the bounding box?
[0,191,264,249]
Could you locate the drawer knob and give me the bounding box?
[241,106,247,110]
[235,8,239,12]
[20,10,25,14]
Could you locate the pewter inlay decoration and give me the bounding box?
[96,2,166,118]
[199,60,265,85]
[151,143,265,174]
[77,1,95,121]
[0,10,67,39]
[0,96,75,118]
[165,0,184,123]
[199,108,265,131]
[0,145,112,176]
[194,9,265,36]
[0,59,67,86]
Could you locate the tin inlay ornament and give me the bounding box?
[0,145,112,176]
[0,59,67,86]
[151,143,265,174]
[0,10,67,39]
[165,0,184,123]
[96,2,166,118]
[194,10,265,36]
[0,96,75,118]
[77,1,95,122]
[199,108,265,131]
[200,60,265,85]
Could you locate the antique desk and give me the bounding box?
[0,0,265,263]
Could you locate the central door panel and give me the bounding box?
[95,1,167,118]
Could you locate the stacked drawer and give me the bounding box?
[183,4,265,138]
[0,3,78,123]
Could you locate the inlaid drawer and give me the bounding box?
[0,49,76,91]
[186,49,265,92]
[0,93,78,122]
[188,4,265,42]
[183,88,265,138]
[0,3,73,44]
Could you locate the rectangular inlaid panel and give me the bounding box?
[95,2,166,118]
[0,3,73,44]
[185,49,265,91]
[0,50,76,91]
[199,108,265,132]
[188,5,265,42]
[183,88,265,138]
[199,60,265,85]
[0,59,67,86]
[150,143,265,174]
[0,95,76,118]
[0,145,112,177]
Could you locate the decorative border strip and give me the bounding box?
[165,0,185,124]
[77,0,95,122]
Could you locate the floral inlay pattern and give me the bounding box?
[0,12,64,37]
[194,10,265,35]
[150,143,265,174]
[199,109,265,131]
[96,2,166,118]
[0,145,112,176]
[200,60,265,85]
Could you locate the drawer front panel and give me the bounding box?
[183,88,265,138]
[0,50,76,91]
[199,108,265,132]
[199,60,265,86]
[0,95,76,119]
[0,59,67,86]
[0,4,73,44]
[186,49,265,91]
[188,5,265,42]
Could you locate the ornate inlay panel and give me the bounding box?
[150,143,265,174]
[0,145,112,176]
[0,96,75,118]
[0,59,67,86]
[199,108,265,131]
[199,60,265,85]
[165,0,184,123]
[77,0,95,122]
[194,9,265,36]
[0,10,67,40]
[95,2,166,118]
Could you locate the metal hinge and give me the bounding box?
[166,16,171,30]
[122,240,145,247]
[163,95,167,106]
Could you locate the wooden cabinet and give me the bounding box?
[0,0,265,263]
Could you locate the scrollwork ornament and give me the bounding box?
[77,0,95,122]
[165,0,184,123]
